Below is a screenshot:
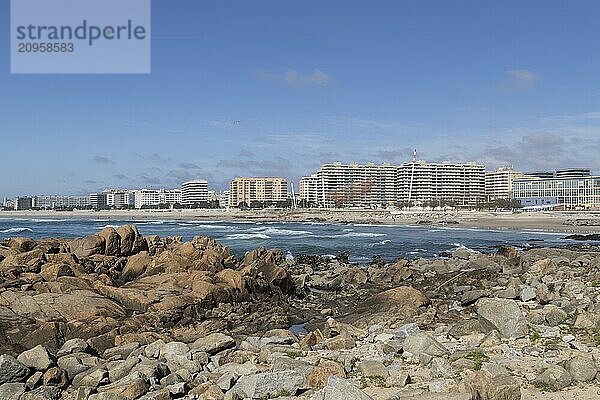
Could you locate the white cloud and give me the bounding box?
[256,68,331,89]
[506,69,537,83]
[501,69,539,90]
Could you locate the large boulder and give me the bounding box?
[0,355,30,384]
[5,238,36,253]
[574,312,600,330]
[39,262,74,281]
[0,383,26,399]
[253,261,296,295]
[215,268,245,292]
[191,333,235,355]
[98,227,121,256]
[96,371,149,399]
[476,298,528,339]
[462,370,521,400]
[122,251,152,282]
[0,289,126,353]
[230,370,305,399]
[307,360,346,390]
[310,376,373,400]
[342,286,427,328]
[565,356,598,383]
[116,225,147,256]
[70,235,105,259]
[244,247,285,265]
[17,345,53,371]
[20,386,62,400]
[535,365,572,391]
[0,249,46,272]
[402,333,448,358]
[150,250,193,274]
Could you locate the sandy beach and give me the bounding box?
[2,208,600,234]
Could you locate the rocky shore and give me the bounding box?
[1,225,600,399]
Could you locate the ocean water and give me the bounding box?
[0,217,589,262]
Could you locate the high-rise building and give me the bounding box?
[181,180,209,205]
[14,197,34,210]
[397,161,485,207]
[89,193,108,209]
[301,160,485,208]
[219,190,230,208]
[102,189,131,209]
[229,177,288,208]
[299,174,322,206]
[485,167,525,201]
[303,162,397,207]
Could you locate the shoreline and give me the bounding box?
[2,208,600,234]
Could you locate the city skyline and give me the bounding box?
[3,1,600,197]
[5,159,597,197]
[7,162,600,211]
[3,157,597,198]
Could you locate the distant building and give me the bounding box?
[219,190,230,208]
[554,168,591,178]
[512,169,600,210]
[133,189,182,209]
[33,195,90,210]
[299,174,321,206]
[208,190,229,208]
[524,171,555,179]
[2,197,14,209]
[102,189,132,209]
[229,177,288,208]
[181,180,209,206]
[397,161,485,207]
[319,162,397,207]
[300,160,485,208]
[89,193,108,209]
[14,197,34,210]
[485,167,525,201]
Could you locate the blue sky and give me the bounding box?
[2,1,600,197]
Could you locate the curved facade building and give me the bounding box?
[181,180,209,205]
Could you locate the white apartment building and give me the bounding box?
[33,195,91,209]
[305,162,397,207]
[229,177,288,207]
[513,170,600,210]
[2,198,14,209]
[133,189,182,209]
[397,161,485,207]
[219,190,230,208]
[299,174,322,206]
[302,161,485,208]
[485,167,524,201]
[208,190,230,208]
[181,180,209,205]
[102,189,132,209]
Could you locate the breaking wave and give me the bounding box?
[223,233,271,240]
[95,225,120,230]
[178,223,231,230]
[0,227,33,234]
[339,232,386,238]
[371,239,391,246]
[249,227,313,236]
